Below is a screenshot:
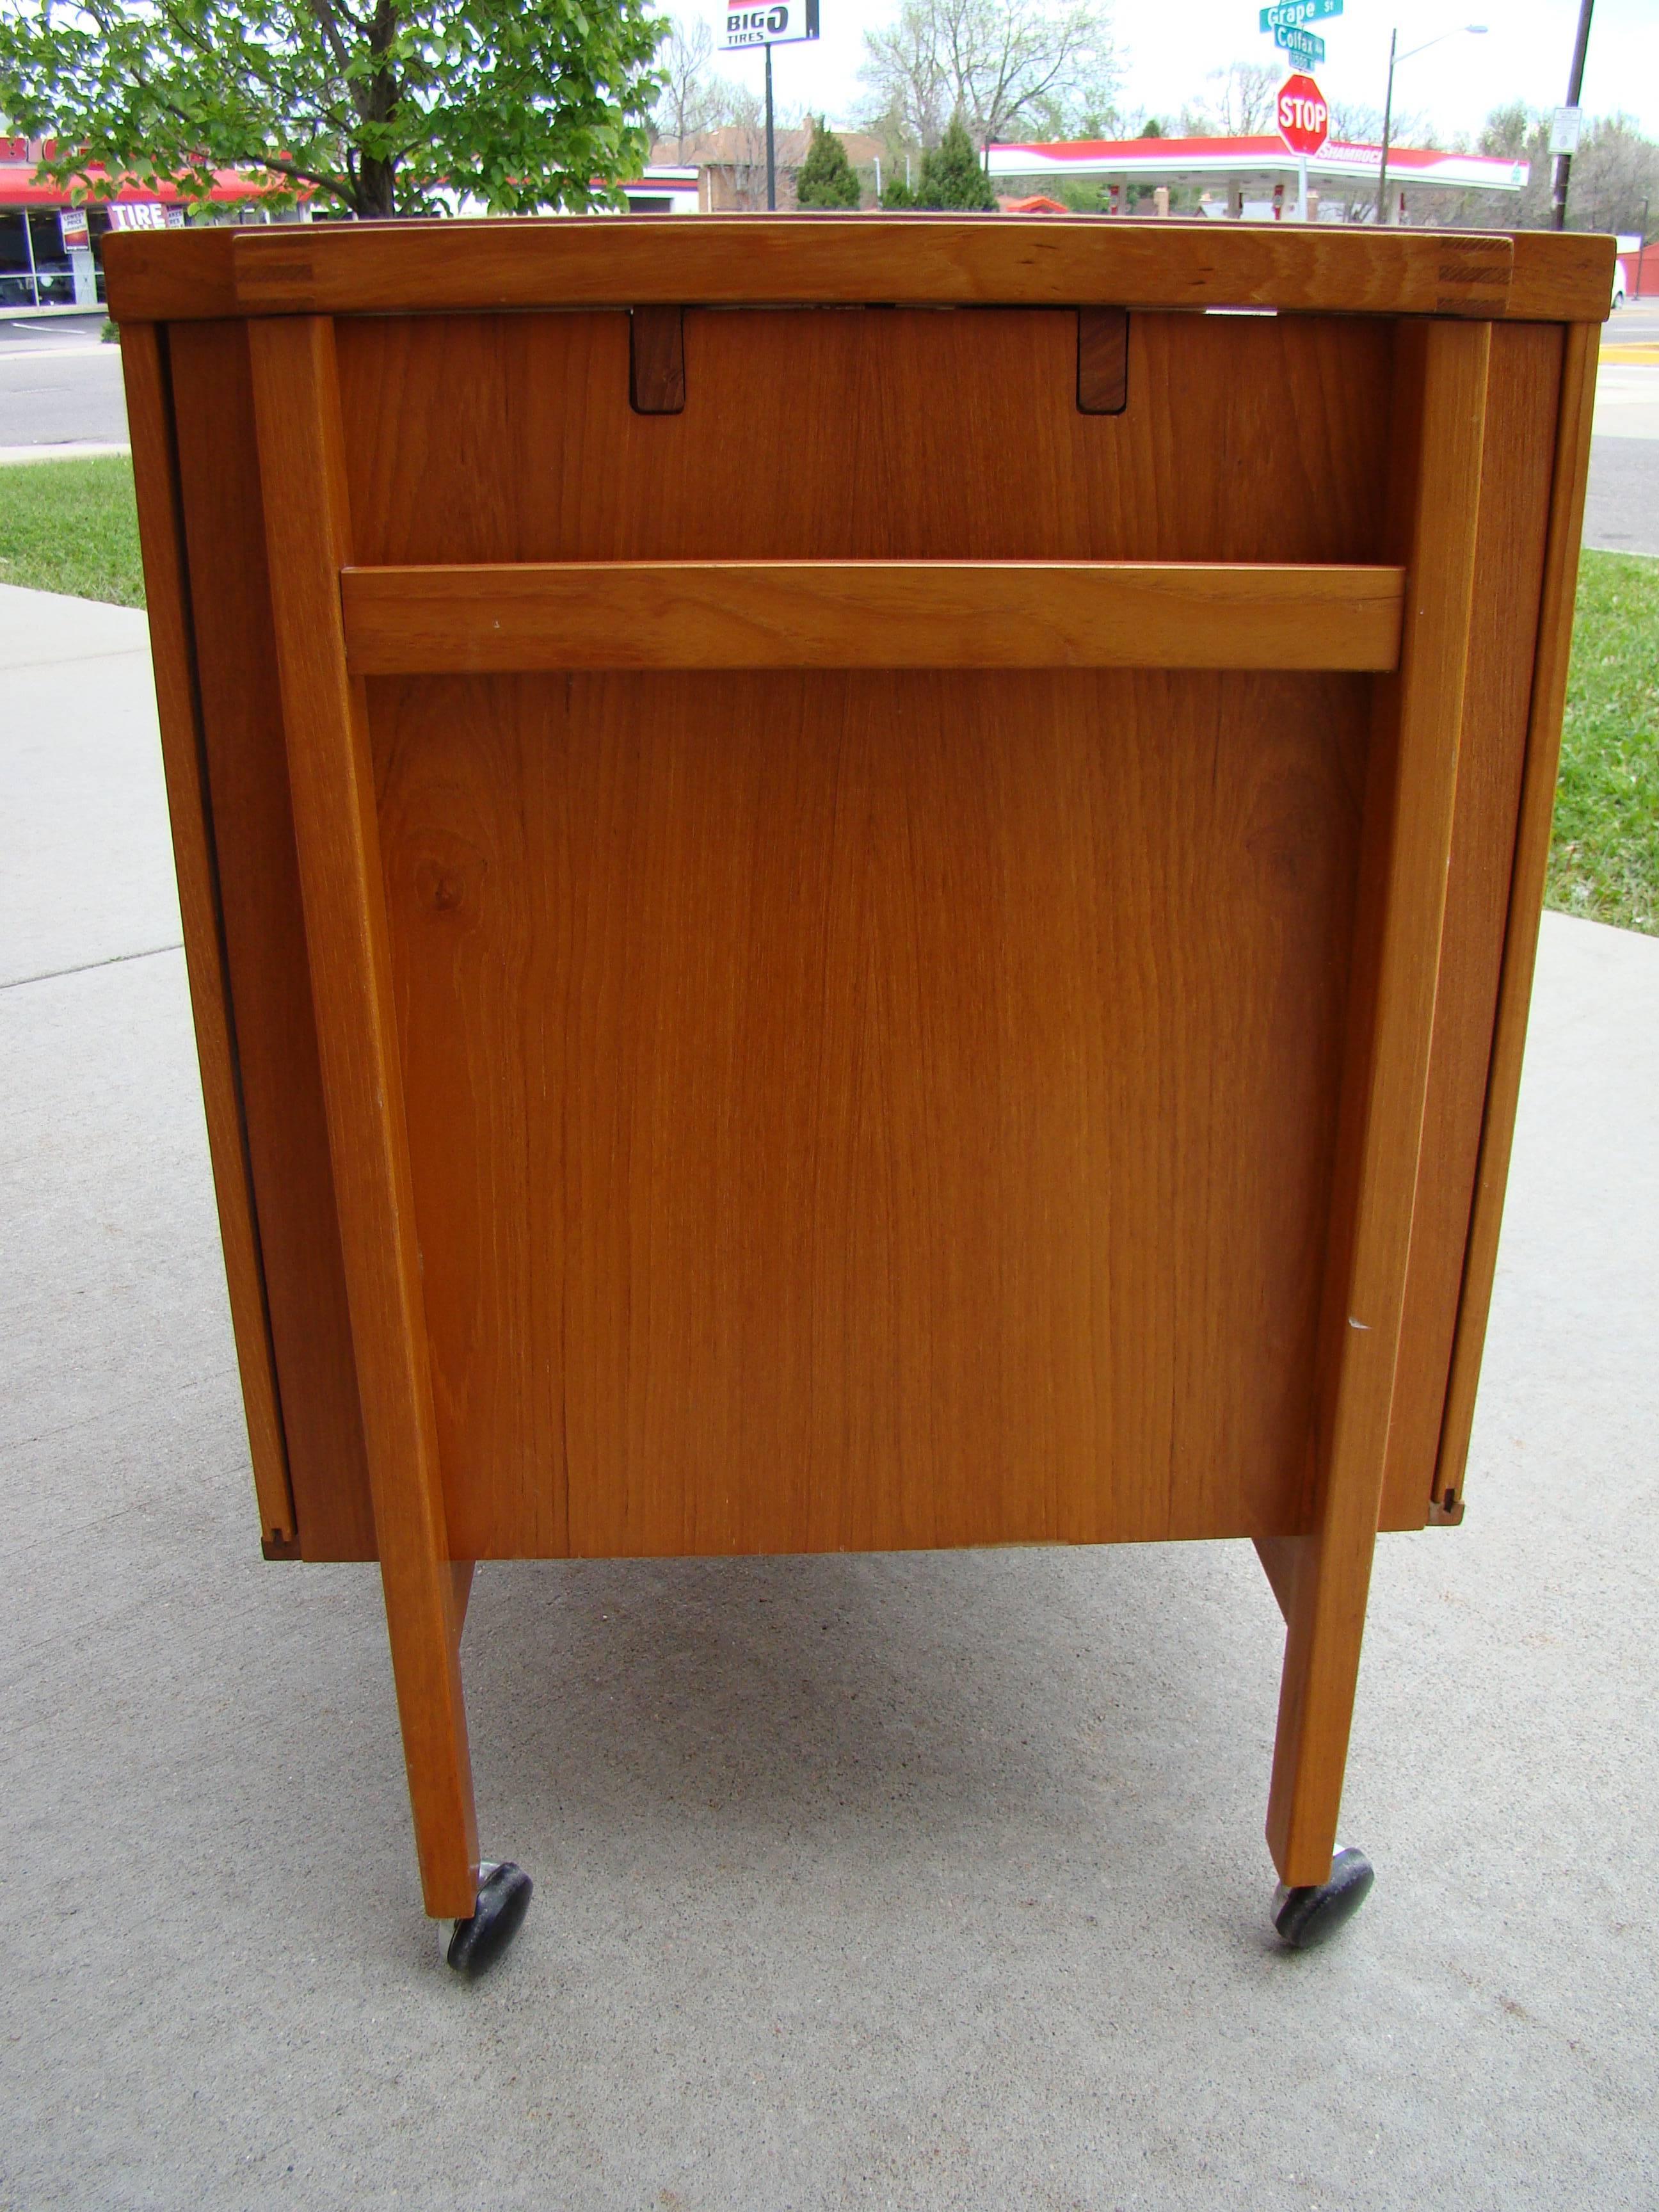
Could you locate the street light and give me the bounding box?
[1375,24,1487,227]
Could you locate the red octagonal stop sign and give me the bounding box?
[1278,74,1329,156]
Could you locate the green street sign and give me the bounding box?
[1260,0,1342,29]
[1274,22,1326,63]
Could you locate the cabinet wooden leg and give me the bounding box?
[380,1550,479,1920]
[1261,1527,1376,1887]
[1258,319,1491,1895]
[250,314,481,1923]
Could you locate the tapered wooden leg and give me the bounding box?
[1264,319,1491,1889]
[250,314,479,1919]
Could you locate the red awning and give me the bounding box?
[0,159,298,208]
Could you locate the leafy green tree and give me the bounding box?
[880,174,916,209]
[914,112,995,211]
[0,0,665,218]
[796,116,863,209]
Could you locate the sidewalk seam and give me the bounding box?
[1,941,183,993]
[3,644,151,671]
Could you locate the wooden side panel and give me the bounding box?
[167,321,376,1562]
[1267,320,1490,1884]
[1434,321,1603,1507]
[376,667,1368,1560]
[1379,321,1563,1530]
[120,322,296,1553]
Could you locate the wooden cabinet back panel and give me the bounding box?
[333,307,1395,567]
[191,299,1545,1555]
[374,666,1367,1557]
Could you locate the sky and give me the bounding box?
[707,0,1659,147]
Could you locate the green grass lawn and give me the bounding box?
[1,454,1655,934]
[0,454,145,607]
[1548,550,1659,935]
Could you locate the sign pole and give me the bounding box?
[20,207,40,309]
[1297,151,1308,220]
[1550,0,1596,230]
[1375,29,1397,226]
[765,40,776,212]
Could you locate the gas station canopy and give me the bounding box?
[987,133,1529,200]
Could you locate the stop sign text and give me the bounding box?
[1277,73,1329,156]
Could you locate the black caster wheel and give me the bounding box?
[1272,1845,1374,1950]
[446,1860,533,1978]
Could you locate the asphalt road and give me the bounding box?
[1591,298,1659,556]
[1,298,1656,552]
[0,309,129,454]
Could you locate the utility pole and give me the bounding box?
[1551,0,1596,232]
[1374,30,1398,227]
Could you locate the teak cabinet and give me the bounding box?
[108,216,1610,1966]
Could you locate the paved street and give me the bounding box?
[0,308,129,459]
[1590,298,1659,556]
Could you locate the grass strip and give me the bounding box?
[0,454,145,607]
[1,457,1654,934]
[1548,549,1659,936]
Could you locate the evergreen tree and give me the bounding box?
[796,118,864,209]
[915,113,997,211]
[881,176,917,210]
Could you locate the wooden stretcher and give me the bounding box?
[106,216,1610,1968]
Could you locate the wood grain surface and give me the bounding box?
[333,305,1395,568]
[1267,318,1490,1886]
[1378,319,1561,1529]
[167,322,376,1562]
[341,559,1404,676]
[104,216,1614,324]
[629,305,685,414]
[331,297,1392,1561]
[120,323,297,1553]
[1077,307,1128,413]
[376,666,1367,1560]
[251,316,477,1918]
[1433,319,1604,1513]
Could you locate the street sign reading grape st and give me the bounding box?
[1258,0,1341,28]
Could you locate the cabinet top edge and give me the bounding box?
[102,216,1615,326]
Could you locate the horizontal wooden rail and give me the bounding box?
[341,560,1404,677]
[106,219,1623,325]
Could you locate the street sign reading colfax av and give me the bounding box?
[1277,74,1329,157]
[1274,24,1325,65]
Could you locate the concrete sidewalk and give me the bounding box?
[1,580,1655,2211]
